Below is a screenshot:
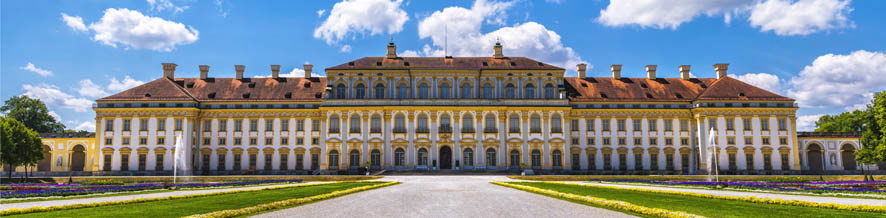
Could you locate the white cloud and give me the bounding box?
[22,84,93,112]
[400,50,420,57]
[147,0,189,14]
[787,50,886,110]
[417,0,585,70]
[77,79,110,98]
[597,0,752,29]
[214,0,229,18]
[48,111,61,121]
[20,62,54,76]
[749,0,853,36]
[733,73,783,94]
[107,76,146,91]
[797,114,824,131]
[317,9,326,17]
[61,13,88,32]
[63,8,199,52]
[71,120,96,132]
[339,44,352,53]
[313,0,409,44]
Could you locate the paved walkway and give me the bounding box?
[566,182,886,206]
[0,182,321,210]
[254,176,633,218]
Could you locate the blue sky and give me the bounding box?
[2,0,885,132]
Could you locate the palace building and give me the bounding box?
[7,42,877,176]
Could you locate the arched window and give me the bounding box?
[349,115,361,133]
[544,83,556,99]
[370,114,382,133]
[328,115,340,133]
[397,83,408,99]
[355,84,365,99]
[509,114,520,133]
[530,114,541,133]
[418,148,429,166]
[505,83,516,99]
[482,83,494,99]
[374,83,385,99]
[510,150,520,167]
[551,114,562,133]
[418,83,429,99]
[552,150,562,167]
[486,148,496,167]
[462,114,474,133]
[460,83,472,98]
[335,84,347,99]
[439,82,451,99]
[525,83,536,99]
[531,149,541,168]
[463,148,474,166]
[394,148,405,166]
[485,114,497,132]
[371,149,381,168]
[440,114,451,133]
[349,150,360,167]
[394,114,406,132]
[417,114,429,133]
[328,150,339,168]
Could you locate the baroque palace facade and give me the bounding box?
[7,42,875,176]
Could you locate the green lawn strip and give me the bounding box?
[595,181,886,200]
[6,182,377,218]
[1,182,302,204]
[511,182,883,218]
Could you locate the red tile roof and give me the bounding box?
[565,76,792,102]
[696,76,793,101]
[98,77,327,102]
[326,57,564,71]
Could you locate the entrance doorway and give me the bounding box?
[841,144,857,170]
[807,144,823,172]
[440,146,452,169]
[71,145,86,171]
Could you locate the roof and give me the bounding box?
[98,77,327,102]
[326,57,564,71]
[798,132,862,138]
[564,76,792,102]
[40,132,95,138]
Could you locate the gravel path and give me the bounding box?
[253,176,633,218]
[565,182,886,206]
[0,182,320,210]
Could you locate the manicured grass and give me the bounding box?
[7,182,377,218]
[0,181,298,204]
[511,182,883,218]
[509,175,885,182]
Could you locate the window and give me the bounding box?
[397,83,409,98]
[486,148,496,167]
[158,137,165,145]
[746,153,754,170]
[460,83,473,99]
[355,83,365,99]
[103,155,112,171]
[632,120,641,131]
[175,119,183,131]
[311,137,319,145]
[552,150,562,167]
[219,138,226,145]
[202,154,210,171]
[417,114,429,133]
[634,138,641,145]
[509,115,520,133]
[123,138,130,145]
[504,83,516,99]
[349,115,361,134]
[618,138,626,145]
[708,119,716,131]
[329,115,340,133]
[296,137,303,145]
[649,138,658,146]
[219,120,227,132]
[571,138,579,145]
[764,154,772,170]
[570,119,579,132]
[418,83,429,99]
[745,137,753,145]
[603,138,611,145]
[249,120,258,132]
[394,114,406,132]
[461,114,473,133]
[138,154,147,171]
[349,150,360,167]
[140,137,148,145]
[235,120,243,132]
[296,154,304,170]
[121,154,130,171]
[681,154,689,172]
[105,138,113,145]
[617,119,626,131]
[665,120,673,131]
[234,137,242,145]
[203,120,211,132]
[634,154,642,170]
[572,153,581,170]
[551,115,562,133]
[666,138,674,146]
[123,119,131,131]
[603,154,612,170]
[779,137,788,145]
[761,118,770,130]
[312,120,320,132]
[602,120,610,131]
[511,150,520,167]
[418,148,429,166]
[524,83,536,99]
[618,154,627,171]
[265,119,273,132]
[762,137,771,145]
[296,120,304,131]
[777,118,787,131]
[482,83,494,98]
[139,119,148,131]
[439,83,451,99]
[680,120,689,131]
[681,138,689,146]
[463,148,474,166]
[335,84,346,99]
[587,119,595,131]
[530,114,541,133]
[233,154,242,171]
[484,114,496,132]
[545,83,556,99]
[281,120,289,131]
[728,153,737,170]
[157,119,165,131]
[328,150,339,169]
[649,120,657,131]
[666,154,674,170]
[156,154,164,171]
[743,118,752,131]
[215,154,225,171]
[727,137,735,145]
[371,115,382,133]
[531,150,541,168]
[394,148,405,166]
[105,119,114,131]
[265,138,272,145]
[375,84,385,99]
[588,153,597,170]
[725,118,735,130]
[650,154,659,170]
[587,137,595,145]
[781,154,790,170]
[249,138,257,145]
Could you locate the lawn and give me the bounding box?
[7,182,379,218]
[508,182,883,218]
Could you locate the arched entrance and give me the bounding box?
[71,145,86,171]
[510,150,520,168]
[37,145,52,172]
[807,144,823,172]
[370,149,381,170]
[439,146,452,169]
[841,144,857,170]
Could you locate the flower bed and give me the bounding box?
[1,179,303,199]
[590,179,886,194]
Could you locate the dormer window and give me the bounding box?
[640,83,648,88]
[537,62,544,66]
[377,73,383,76]
[304,82,311,88]
[404,62,410,66]
[482,62,488,66]
[600,92,608,98]
[348,62,355,66]
[208,93,216,99]
[144,93,151,98]
[738,92,746,97]
[357,73,364,76]
[527,73,534,76]
[284,92,292,99]
[675,94,683,99]
[509,62,516,66]
[186,82,195,88]
[242,93,251,99]
[646,93,653,98]
[248,83,256,88]
[376,62,382,66]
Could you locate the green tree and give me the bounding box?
[1,116,45,179]
[858,91,886,165]
[0,96,65,133]
[814,110,869,132]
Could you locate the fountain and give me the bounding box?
[173,136,191,184]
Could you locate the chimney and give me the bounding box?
[714,63,729,79]
[386,42,397,58]
[162,63,177,80]
[199,65,209,80]
[235,65,245,80]
[646,65,657,80]
[576,63,588,78]
[303,64,313,78]
[679,65,691,80]
[610,64,622,79]
[493,40,504,59]
[270,65,280,79]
